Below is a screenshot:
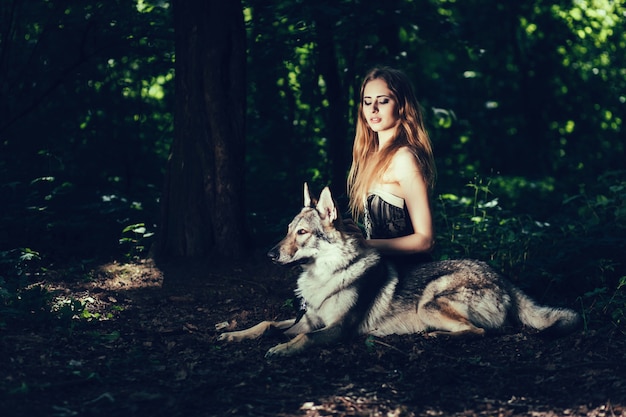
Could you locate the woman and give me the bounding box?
[347,66,436,262]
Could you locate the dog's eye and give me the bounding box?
[297,228,308,235]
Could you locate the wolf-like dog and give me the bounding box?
[219,184,580,358]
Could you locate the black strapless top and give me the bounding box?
[363,189,432,265]
[364,190,413,239]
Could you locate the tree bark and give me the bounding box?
[312,6,350,197]
[156,0,247,260]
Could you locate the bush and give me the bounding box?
[434,171,626,333]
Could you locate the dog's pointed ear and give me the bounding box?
[316,187,337,223]
[303,183,312,207]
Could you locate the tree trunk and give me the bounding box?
[313,6,350,197]
[156,0,247,260]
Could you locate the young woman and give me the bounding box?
[347,66,436,262]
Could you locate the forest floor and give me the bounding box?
[1,256,625,417]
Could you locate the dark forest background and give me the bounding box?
[1,0,625,330]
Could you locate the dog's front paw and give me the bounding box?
[218,332,232,342]
[218,331,242,342]
[265,333,308,358]
[265,342,294,358]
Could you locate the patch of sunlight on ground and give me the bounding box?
[44,259,164,322]
[95,259,163,291]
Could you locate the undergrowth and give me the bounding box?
[1,172,625,335]
[0,249,108,333]
[434,171,626,333]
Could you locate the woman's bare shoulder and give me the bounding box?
[390,146,421,171]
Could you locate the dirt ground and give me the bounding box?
[1,257,625,417]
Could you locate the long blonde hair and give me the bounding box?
[347,67,436,220]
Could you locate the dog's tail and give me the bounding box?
[510,286,581,336]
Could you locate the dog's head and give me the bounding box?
[267,183,340,266]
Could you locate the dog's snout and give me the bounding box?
[267,247,278,261]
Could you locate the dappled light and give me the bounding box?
[2,0,626,415]
[3,256,624,416]
[95,260,163,291]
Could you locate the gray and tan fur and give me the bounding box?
[219,184,580,358]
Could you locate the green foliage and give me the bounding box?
[1,248,42,327]
[0,248,117,332]
[120,222,156,260]
[579,276,626,333]
[2,284,118,333]
[1,0,171,260]
[434,171,626,332]
[434,177,552,277]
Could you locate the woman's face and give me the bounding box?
[362,78,400,137]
